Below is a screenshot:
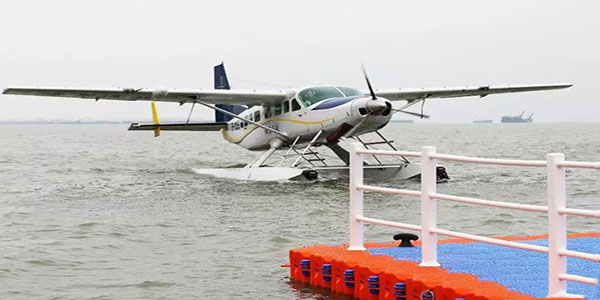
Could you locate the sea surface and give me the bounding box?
[0,123,598,300]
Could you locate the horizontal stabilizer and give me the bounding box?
[128,122,227,132]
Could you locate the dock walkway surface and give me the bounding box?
[288,233,599,300]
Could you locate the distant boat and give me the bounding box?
[501,111,533,123]
[473,119,493,123]
[390,119,414,124]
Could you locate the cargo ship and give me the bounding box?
[501,111,533,123]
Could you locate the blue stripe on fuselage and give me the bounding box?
[312,96,360,110]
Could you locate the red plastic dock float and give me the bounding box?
[289,233,600,300]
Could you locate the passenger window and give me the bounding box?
[283,101,290,113]
[291,98,301,111]
[274,105,282,116]
[265,106,272,118]
[254,110,261,122]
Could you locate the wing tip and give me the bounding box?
[528,83,573,89]
[547,83,574,90]
[562,83,574,88]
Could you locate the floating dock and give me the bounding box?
[289,233,599,300]
[287,145,599,299]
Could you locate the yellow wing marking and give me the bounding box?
[151,101,160,137]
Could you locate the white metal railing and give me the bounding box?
[348,143,600,299]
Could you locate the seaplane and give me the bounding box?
[3,63,572,181]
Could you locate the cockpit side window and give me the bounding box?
[254,110,261,122]
[291,98,301,111]
[274,104,282,116]
[283,101,290,113]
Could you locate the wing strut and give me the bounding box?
[391,94,431,119]
[186,102,196,124]
[193,99,289,140]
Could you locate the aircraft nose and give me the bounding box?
[365,98,387,114]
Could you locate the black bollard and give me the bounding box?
[393,233,419,247]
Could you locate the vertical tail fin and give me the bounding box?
[214,63,231,90]
[214,63,246,122]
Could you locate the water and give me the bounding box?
[0,123,598,299]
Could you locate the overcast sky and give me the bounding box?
[1,0,598,123]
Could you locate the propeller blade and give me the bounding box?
[361,65,377,100]
[391,109,430,119]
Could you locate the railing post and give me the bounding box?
[547,153,568,297]
[420,146,440,267]
[348,142,365,251]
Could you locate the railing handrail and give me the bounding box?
[355,148,600,170]
[348,144,599,298]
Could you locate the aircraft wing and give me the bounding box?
[2,87,292,106]
[367,83,573,102]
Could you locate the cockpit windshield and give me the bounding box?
[297,86,364,107]
[298,86,343,107]
[336,86,363,97]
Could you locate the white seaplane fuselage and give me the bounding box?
[220,86,392,151]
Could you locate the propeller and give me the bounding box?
[341,65,428,139]
[362,64,429,119]
[341,66,384,139]
[361,65,388,115]
[362,64,377,100]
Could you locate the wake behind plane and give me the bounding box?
[3,63,572,181]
